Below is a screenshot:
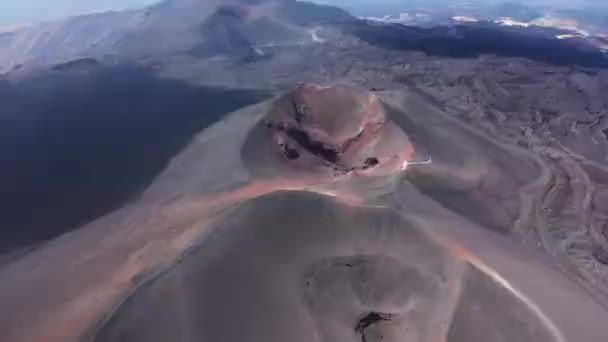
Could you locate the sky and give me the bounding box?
[0,0,601,26]
[0,0,159,26]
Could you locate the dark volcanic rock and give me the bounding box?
[346,20,608,69]
[196,4,256,56]
[52,57,100,72]
[593,245,608,265]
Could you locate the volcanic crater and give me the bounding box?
[243,84,414,181]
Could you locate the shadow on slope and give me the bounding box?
[347,20,608,69]
[0,65,269,253]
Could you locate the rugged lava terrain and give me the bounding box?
[2,0,608,342]
[1,83,608,342]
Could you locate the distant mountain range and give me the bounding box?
[1,0,607,75]
[0,0,352,74]
[362,14,608,52]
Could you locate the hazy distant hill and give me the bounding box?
[0,0,353,73]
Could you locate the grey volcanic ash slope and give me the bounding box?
[0,83,607,342]
[88,85,608,342]
[94,192,555,342]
